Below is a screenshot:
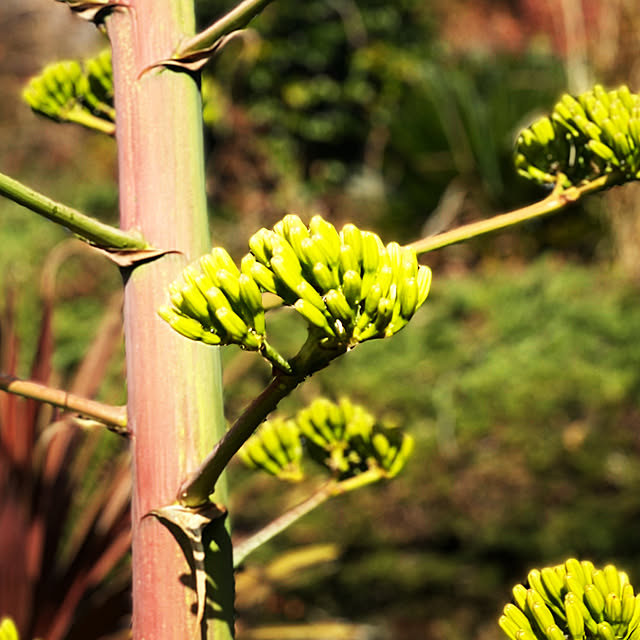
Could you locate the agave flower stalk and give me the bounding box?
[105,1,231,638]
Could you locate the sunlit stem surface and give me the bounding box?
[408,174,618,255]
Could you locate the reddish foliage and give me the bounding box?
[0,270,131,640]
[438,0,605,57]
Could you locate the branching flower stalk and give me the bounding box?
[412,84,640,255]
[162,215,429,507]
[5,7,640,634]
[231,396,413,564]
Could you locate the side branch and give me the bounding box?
[233,483,334,566]
[407,174,618,255]
[0,373,127,430]
[232,468,385,566]
[0,172,148,251]
[178,371,303,507]
[173,0,274,62]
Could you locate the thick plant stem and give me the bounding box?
[106,2,230,639]
[0,172,146,250]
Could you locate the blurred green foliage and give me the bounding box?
[200,0,568,248]
[229,258,640,639]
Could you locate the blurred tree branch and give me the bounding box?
[0,373,127,430]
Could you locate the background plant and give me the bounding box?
[0,253,129,640]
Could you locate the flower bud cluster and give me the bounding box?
[158,246,268,353]
[23,49,115,129]
[240,397,414,481]
[499,559,640,640]
[515,84,640,187]
[244,214,431,345]
[239,417,303,482]
[160,215,432,372]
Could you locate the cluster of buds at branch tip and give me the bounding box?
[297,396,414,479]
[23,49,115,133]
[515,84,640,188]
[160,215,432,374]
[239,417,304,482]
[240,397,414,482]
[23,49,233,136]
[499,559,640,640]
[242,214,432,346]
